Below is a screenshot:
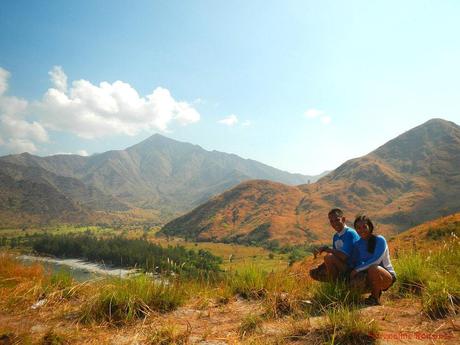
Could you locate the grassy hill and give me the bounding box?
[1,212,458,344]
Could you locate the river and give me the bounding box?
[18,255,139,282]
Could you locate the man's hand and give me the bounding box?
[313,245,330,258]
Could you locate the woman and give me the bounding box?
[350,215,396,306]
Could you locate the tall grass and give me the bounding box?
[285,305,378,345]
[392,238,460,318]
[80,275,187,324]
[308,279,362,315]
[321,306,378,345]
[227,265,268,299]
[393,251,430,295]
[422,278,460,319]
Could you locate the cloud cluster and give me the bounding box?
[0,66,201,153]
[35,67,200,139]
[217,115,252,127]
[304,108,332,125]
[0,67,49,153]
[218,114,239,126]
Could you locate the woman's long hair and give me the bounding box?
[354,215,376,253]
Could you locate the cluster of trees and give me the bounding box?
[16,233,222,277]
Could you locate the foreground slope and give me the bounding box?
[160,119,460,245]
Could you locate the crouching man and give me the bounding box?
[309,208,360,281]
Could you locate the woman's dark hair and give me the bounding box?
[354,215,377,253]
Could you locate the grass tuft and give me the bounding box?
[227,265,268,299]
[147,324,191,345]
[393,251,429,295]
[321,306,378,345]
[41,330,68,345]
[422,278,460,319]
[80,275,187,325]
[309,279,361,315]
[238,314,264,338]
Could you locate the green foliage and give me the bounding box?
[25,233,222,277]
[80,275,186,324]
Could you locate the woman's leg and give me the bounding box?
[367,265,393,300]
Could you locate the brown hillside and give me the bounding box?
[161,180,328,245]
[160,118,460,245]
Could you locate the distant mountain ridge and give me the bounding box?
[160,119,460,245]
[0,134,323,226]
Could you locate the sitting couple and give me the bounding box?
[309,208,396,306]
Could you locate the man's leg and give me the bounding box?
[309,262,328,282]
[324,253,348,280]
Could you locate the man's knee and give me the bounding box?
[309,263,327,282]
[324,253,335,264]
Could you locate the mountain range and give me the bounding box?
[159,119,460,245]
[0,134,324,227]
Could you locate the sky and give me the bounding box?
[1,0,459,175]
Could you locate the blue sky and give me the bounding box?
[1,0,459,175]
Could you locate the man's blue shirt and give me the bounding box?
[332,226,360,266]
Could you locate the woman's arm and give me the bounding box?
[354,237,387,272]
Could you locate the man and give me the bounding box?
[309,208,360,281]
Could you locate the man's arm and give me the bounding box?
[322,247,348,262]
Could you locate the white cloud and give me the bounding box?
[0,66,201,153]
[218,114,238,126]
[304,108,323,118]
[34,67,200,139]
[49,65,67,92]
[0,67,10,96]
[3,138,39,153]
[320,116,332,125]
[304,108,332,125]
[241,120,251,127]
[76,149,89,156]
[0,67,49,153]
